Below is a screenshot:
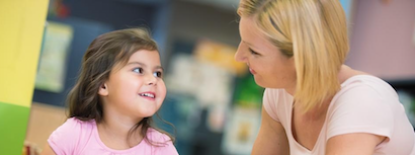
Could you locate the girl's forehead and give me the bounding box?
[124,50,161,66]
[128,49,159,59]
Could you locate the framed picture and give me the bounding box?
[35,21,73,93]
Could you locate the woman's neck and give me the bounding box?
[293,96,332,120]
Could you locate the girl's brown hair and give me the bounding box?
[67,28,174,145]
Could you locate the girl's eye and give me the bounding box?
[249,48,260,55]
[153,71,163,78]
[132,67,143,73]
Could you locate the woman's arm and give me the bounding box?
[325,133,385,155]
[41,143,57,155]
[252,106,289,155]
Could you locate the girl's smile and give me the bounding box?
[138,91,156,101]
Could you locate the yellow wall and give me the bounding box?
[0,0,49,154]
[0,0,49,107]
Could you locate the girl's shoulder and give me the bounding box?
[47,117,96,154]
[144,128,178,155]
[146,128,173,144]
[60,117,96,133]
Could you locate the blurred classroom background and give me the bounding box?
[1,0,415,155]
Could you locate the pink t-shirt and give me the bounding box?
[47,118,179,155]
[263,75,415,155]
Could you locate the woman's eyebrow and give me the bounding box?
[243,40,256,48]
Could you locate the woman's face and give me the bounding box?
[235,16,296,89]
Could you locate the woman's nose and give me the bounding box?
[235,43,246,62]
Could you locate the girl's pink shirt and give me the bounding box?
[48,118,178,155]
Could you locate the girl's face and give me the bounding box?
[99,49,166,120]
[235,16,296,89]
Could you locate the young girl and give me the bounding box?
[41,28,179,155]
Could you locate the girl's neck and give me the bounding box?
[97,114,144,149]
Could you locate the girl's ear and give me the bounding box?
[98,83,109,96]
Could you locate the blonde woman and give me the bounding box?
[234,0,415,154]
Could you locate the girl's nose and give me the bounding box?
[146,74,157,86]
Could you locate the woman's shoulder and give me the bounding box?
[337,66,397,98]
[263,88,293,122]
[339,74,398,100]
[264,88,293,100]
[331,74,402,116]
[264,88,293,107]
[327,75,415,154]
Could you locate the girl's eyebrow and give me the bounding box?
[127,61,164,71]
[155,66,164,71]
[127,61,145,66]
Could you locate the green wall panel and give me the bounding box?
[0,102,30,155]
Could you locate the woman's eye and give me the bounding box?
[153,71,163,78]
[133,67,143,73]
[249,48,260,55]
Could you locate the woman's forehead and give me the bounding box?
[240,17,273,48]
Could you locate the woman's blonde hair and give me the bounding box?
[238,0,349,112]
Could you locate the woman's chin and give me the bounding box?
[254,77,286,89]
[253,77,267,88]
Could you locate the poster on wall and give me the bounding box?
[193,39,247,77]
[222,74,264,154]
[222,106,261,155]
[166,39,247,133]
[232,74,264,108]
[35,21,73,93]
[193,39,248,132]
